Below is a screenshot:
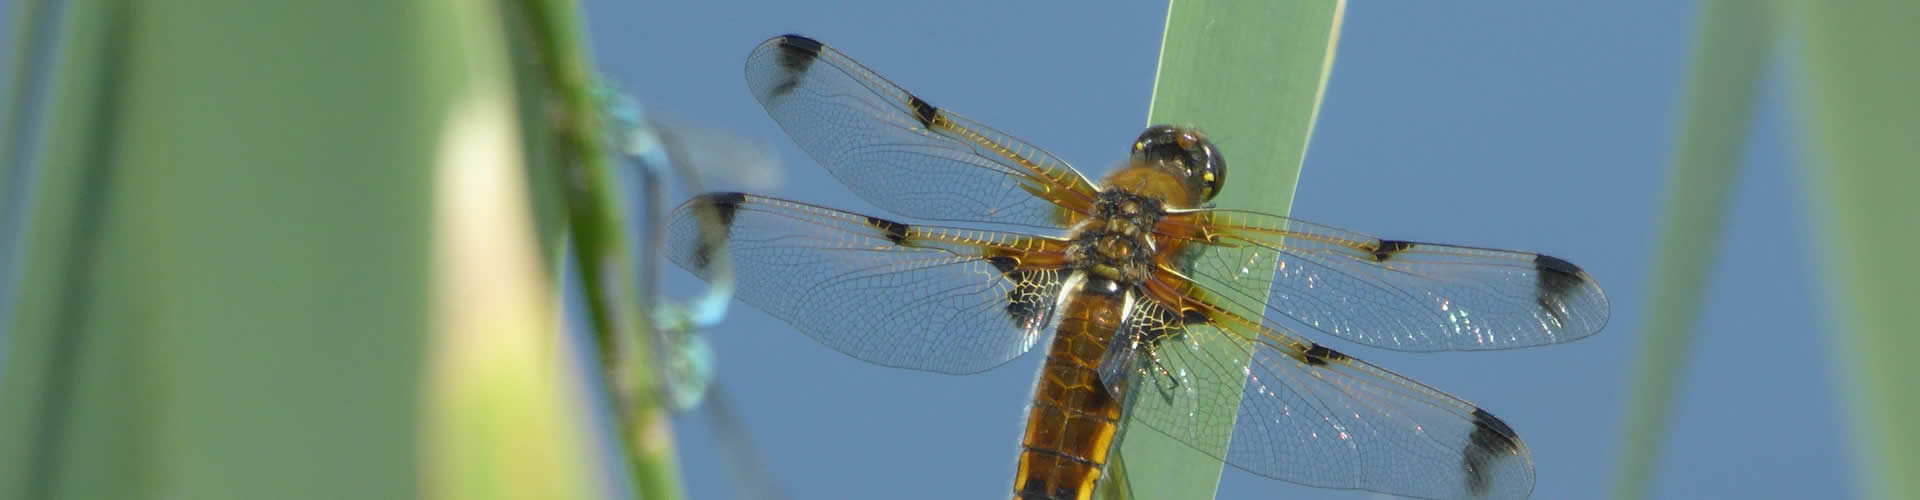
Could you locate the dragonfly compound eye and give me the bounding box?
[1132,125,1225,202]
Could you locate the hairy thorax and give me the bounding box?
[1063,164,1200,290]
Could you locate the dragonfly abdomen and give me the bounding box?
[1013,290,1127,500]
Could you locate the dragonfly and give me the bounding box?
[666,34,1610,500]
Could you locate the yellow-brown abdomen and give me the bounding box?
[1013,291,1126,500]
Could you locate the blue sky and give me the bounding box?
[586,1,1851,499]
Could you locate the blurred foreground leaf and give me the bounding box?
[0,1,598,498]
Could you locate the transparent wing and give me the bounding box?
[1160,209,1609,351]
[1103,275,1532,499]
[666,192,1071,374]
[745,34,1101,229]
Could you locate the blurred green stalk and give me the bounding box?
[1612,1,1772,499]
[1111,1,1344,498]
[1618,2,1920,499]
[1784,2,1920,499]
[514,0,685,498]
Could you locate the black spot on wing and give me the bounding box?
[1532,253,1588,326]
[1371,239,1416,262]
[988,255,1019,274]
[1463,407,1521,497]
[1179,308,1208,325]
[1302,342,1348,366]
[907,94,939,128]
[688,192,745,270]
[769,34,823,98]
[1002,267,1055,331]
[864,215,910,244]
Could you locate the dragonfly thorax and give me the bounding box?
[1066,189,1166,287]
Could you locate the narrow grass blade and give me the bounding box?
[1611,2,1774,499]
[1111,1,1345,499]
[514,1,686,498]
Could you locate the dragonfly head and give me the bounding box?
[1131,125,1226,204]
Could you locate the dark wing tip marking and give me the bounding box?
[1463,407,1523,496]
[1302,342,1348,366]
[1532,253,1587,294]
[688,192,746,269]
[774,34,823,53]
[907,94,939,128]
[1471,407,1520,441]
[864,215,910,244]
[768,34,824,98]
[1372,239,1417,262]
[700,191,746,227]
[1532,253,1590,325]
